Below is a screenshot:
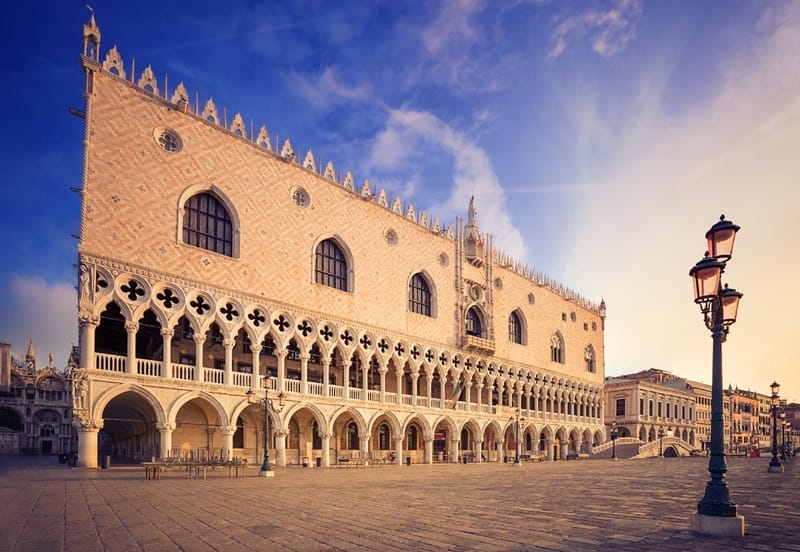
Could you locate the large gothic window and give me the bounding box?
[550,332,564,364]
[315,239,348,291]
[409,273,432,316]
[509,310,523,344]
[466,307,482,338]
[183,193,233,256]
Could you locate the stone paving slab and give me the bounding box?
[0,455,798,551]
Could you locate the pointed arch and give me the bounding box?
[313,236,353,292]
[508,309,526,345]
[408,271,436,318]
[177,184,240,258]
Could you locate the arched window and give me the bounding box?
[315,239,348,291]
[379,423,390,450]
[409,273,432,317]
[584,345,596,373]
[347,421,359,450]
[466,307,482,338]
[407,425,419,450]
[509,310,523,344]
[182,193,233,256]
[550,333,564,364]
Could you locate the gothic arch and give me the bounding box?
[176,183,241,258]
[311,234,355,293]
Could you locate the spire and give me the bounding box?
[83,6,101,61]
[464,196,484,263]
[467,195,478,226]
[26,340,36,363]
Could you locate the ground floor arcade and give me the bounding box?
[74,376,605,468]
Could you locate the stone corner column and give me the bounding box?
[75,417,103,468]
[157,422,175,459]
[393,435,403,466]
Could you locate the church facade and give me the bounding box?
[0,342,74,456]
[72,15,607,468]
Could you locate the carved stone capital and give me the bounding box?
[156,422,176,432]
[125,321,139,333]
[73,416,103,431]
[192,334,207,345]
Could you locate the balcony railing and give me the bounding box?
[90,353,600,421]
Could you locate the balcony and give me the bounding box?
[464,335,495,353]
[90,353,602,423]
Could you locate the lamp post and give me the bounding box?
[246,379,286,477]
[780,415,788,460]
[689,215,745,536]
[610,421,618,461]
[658,427,664,457]
[768,381,782,472]
[512,408,523,467]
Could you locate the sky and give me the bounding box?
[0,0,798,400]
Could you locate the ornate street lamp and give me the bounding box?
[246,379,286,477]
[689,215,745,536]
[512,408,523,467]
[610,421,618,461]
[768,381,782,472]
[658,427,665,457]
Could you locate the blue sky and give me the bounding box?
[1,1,798,400]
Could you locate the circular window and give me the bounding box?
[438,252,449,267]
[290,187,309,207]
[494,278,503,290]
[470,285,482,301]
[528,293,535,305]
[384,228,398,245]
[153,127,182,153]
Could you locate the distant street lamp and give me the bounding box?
[610,421,619,461]
[512,408,523,467]
[658,427,665,457]
[246,379,286,477]
[689,215,744,531]
[768,381,782,473]
[780,414,788,460]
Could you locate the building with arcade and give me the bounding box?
[71,15,607,468]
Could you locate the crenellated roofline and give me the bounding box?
[81,16,605,317]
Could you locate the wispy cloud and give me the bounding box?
[548,0,642,59]
[289,67,374,109]
[368,108,527,260]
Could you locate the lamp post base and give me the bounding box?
[260,469,276,478]
[767,464,784,473]
[511,462,521,468]
[690,513,744,538]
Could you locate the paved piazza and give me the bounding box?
[1,456,798,551]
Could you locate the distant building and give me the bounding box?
[725,386,762,454]
[604,369,697,449]
[0,342,74,456]
[70,15,607,468]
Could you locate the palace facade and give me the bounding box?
[72,15,607,468]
